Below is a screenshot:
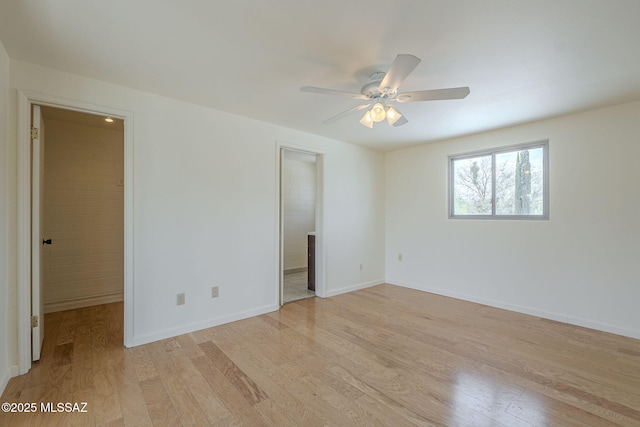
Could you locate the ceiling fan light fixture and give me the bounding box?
[300,54,470,127]
[385,106,402,125]
[370,102,386,122]
[359,110,373,128]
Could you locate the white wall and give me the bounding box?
[325,145,386,296]
[7,60,386,351]
[386,101,640,339]
[43,118,124,312]
[282,153,316,271]
[0,40,15,393]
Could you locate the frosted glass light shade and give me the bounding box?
[385,106,402,125]
[359,110,373,128]
[370,102,386,122]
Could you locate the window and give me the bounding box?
[449,141,548,219]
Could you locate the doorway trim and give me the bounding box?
[276,142,325,305]
[16,90,134,374]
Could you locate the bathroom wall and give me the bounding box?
[282,151,316,271]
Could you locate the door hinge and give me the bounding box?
[31,315,39,328]
[31,126,39,139]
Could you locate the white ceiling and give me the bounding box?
[2,0,639,151]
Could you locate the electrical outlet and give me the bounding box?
[398,253,403,261]
[360,263,363,271]
[211,286,219,298]
[177,293,185,305]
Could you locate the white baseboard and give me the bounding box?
[130,303,280,347]
[325,279,385,298]
[44,292,124,314]
[130,279,383,347]
[387,279,640,340]
[1,365,19,396]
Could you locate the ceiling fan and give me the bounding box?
[300,54,470,128]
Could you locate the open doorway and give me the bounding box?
[39,106,125,312]
[17,91,134,374]
[281,150,317,303]
[278,146,323,305]
[32,105,125,361]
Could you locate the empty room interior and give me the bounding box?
[0,1,639,426]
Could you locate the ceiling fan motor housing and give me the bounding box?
[360,72,395,99]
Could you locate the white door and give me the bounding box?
[31,105,45,361]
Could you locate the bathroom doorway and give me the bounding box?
[280,149,319,303]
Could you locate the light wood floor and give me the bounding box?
[2,284,639,426]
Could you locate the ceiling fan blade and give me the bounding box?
[393,116,408,127]
[322,104,371,124]
[378,54,421,95]
[396,87,470,103]
[301,86,369,101]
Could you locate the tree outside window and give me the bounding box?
[449,142,548,219]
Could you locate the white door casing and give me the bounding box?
[17,91,134,374]
[279,148,285,305]
[276,143,325,304]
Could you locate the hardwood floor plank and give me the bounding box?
[159,370,212,427]
[173,357,235,425]
[92,368,123,426]
[174,333,206,359]
[238,317,366,403]
[68,387,96,427]
[71,325,93,365]
[212,329,352,426]
[342,288,640,424]
[224,344,331,425]
[51,342,74,368]
[55,309,77,345]
[479,363,640,426]
[253,398,301,427]
[191,355,266,426]
[138,376,181,427]
[113,351,153,427]
[331,364,436,425]
[353,394,435,427]
[199,341,267,406]
[129,346,158,383]
[2,284,639,426]
[301,369,397,426]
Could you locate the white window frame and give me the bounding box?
[448,140,549,220]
